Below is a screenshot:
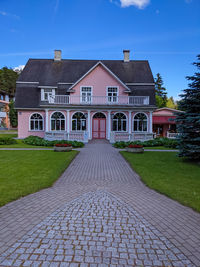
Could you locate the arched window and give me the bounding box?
[30,113,43,131]
[72,112,86,131]
[93,112,106,118]
[51,112,65,131]
[113,113,127,132]
[133,113,147,132]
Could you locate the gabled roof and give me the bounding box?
[17,59,155,86]
[68,61,131,92]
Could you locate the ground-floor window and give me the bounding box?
[112,112,127,131]
[51,112,65,131]
[30,113,44,131]
[72,112,86,131]
[133,113,147,132]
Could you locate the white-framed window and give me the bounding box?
[41,89,55,101]
[51,112,65,131]
[72,112,86,131]
[133,113,148,132]
[112,113,127,132]
[107,87,118,103]
[81,87,92,103]
[30,113,44,131]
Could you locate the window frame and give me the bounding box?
[112,112,127,132]
[80,86,93,104]
[50,111,66,131]
[133,112,148,132]
[106,86,119,104]
[29,113,44,131]
[41,89,55,101]
[71,111,87,131]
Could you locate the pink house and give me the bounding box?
[15,50,156,142]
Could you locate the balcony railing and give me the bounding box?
[47,95,149,105]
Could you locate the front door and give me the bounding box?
[92,113,106,139]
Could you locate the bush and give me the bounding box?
[113,138,178,149]
[23,136,84,148]
[0,137,17,145]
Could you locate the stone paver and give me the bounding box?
[0,139,200,266]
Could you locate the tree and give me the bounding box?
[9,100,18,128]
[155,73,167,108]
[176,55,200,160]
[0,67,18,95]
[166,96,177,109]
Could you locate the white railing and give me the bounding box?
[167,132,178,139]
[47,95,149,105]
[45,131,89,142]
[0,112,6,118]
[110,132,154,143]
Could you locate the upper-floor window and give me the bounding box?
[133,113,148,132]
[30,113,44,131]
[107,87,118,103]
[41,89,55,102]
[81,87,92,103]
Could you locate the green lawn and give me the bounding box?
[144,146,177,150]
[0,133,18,138]
[121,151,200,212]
[0,150,78,207]
[0,139,52,148]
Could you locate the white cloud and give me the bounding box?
[0,10,20,19]
[13,65,25,73]
[120,0,150,9]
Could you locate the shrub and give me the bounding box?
[23,136,84,148]
[0,137,17,145]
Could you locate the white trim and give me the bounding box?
[108,111,111,140]
[50,111,66,131]
[29,112,44,131]
[149,111,153,133]
[68,61,131,92]
[133,112,148,133]
[58,82,74,85]
[38,86,57,89]
[112,111,128,132]
[45,109,49,132]
[88,110,91,139]
[125,83,155,86]
[16,81,39,84]
[128,111,131,134]
[80,86,93,104]
[155,107,184,113]
[67,110,70,133]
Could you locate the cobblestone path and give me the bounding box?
[0,140,200,266]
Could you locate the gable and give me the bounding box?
[71,64,129,97]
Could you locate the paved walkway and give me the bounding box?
[0,140,200,266]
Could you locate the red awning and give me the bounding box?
[153,116,176,124]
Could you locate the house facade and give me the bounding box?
[153,107,182,139]
[15,50,156,143]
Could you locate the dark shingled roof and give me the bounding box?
[17,59,154,85]
[15,58,156,108]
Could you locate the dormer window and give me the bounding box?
[41,88,55,101]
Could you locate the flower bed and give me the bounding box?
[126,144,144,153]
[54,143,72,152]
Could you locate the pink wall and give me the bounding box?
[72,65,128,97]
[18,110,45,138]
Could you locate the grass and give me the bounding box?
[0,139,52,148]
[144,146,177,150]
[121,151,200,212]
[0,150,78,207]
[0,133,18,138]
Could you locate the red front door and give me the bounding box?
[92,118,106,139]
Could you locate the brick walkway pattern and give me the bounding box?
[0,140,200,266]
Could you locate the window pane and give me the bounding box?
[31,121,34,130]
[72,120,76,131]
[35,121,39,130]
[51,120,55,131]
[39,121,43,130]
[113,120,117,131]
[61,120,65,130]
[143,121,147,131]
[134,121,137,131]
[123,120,126,131]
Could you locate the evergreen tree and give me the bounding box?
[8,100,18,128]
[0,67,18,95]
[166,96,177,109]
[176,55,200,160]
[155,73,167,108]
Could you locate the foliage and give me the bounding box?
[121,151,200,212]
[176,55,200,160]
[23,135,84,148]
[166,96,177,109]
[0,150,78,207]
[155,73,167,108]
[113,138,178,149]
[0,67,18,95]
[0,137,17,145]
[8,100,18,127]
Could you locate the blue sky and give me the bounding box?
[0,0,199,99]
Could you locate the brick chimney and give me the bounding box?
[123,50,130,62]
[54,50,62,61]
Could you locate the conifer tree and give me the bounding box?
[155,73,167,107]
[176,55,200,160]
